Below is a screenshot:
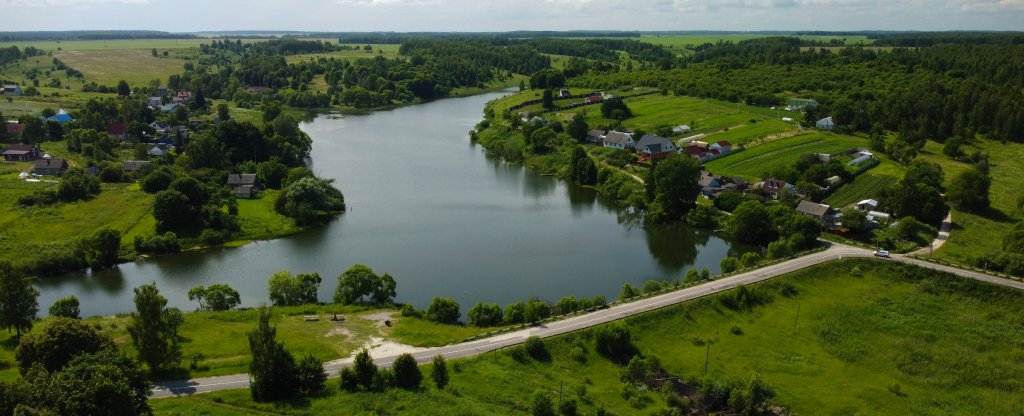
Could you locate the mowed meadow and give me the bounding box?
[151,259,1024,415]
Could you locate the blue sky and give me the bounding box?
[2,0,1022,32]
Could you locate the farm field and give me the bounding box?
[705,133,867,180]
[639,34,873,55]
[825,173,897,208]
[284,44,403,64]
[152,259,1024,415]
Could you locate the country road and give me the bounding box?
[150,243,1023,398]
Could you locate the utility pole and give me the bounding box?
[703,343,711,379]
[793,303,802,331]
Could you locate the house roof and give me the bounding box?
[107,122,125,135]
[636,135,673,154]
[149,146,166,156]
[160,103,184,112]
[603,131,632,145]
[763,179,789,191]
[796,200,832,217]
[715,140,732,147]
[857,199,879,207]
[123,160,150,172]
[672,125,691,132]
[46,113,74,124]
[34,158,67,170]
[4,144,37,153]
[698,173,720,188]
[227,173,258,186]
[818,117,833,123]
[587,129,605,138]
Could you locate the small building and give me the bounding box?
[676,133,706,146]
[34,157,68,177]
[559,89,571,98]
[672,125,692,135]
[786,98,819,111]
[816,117,835,131]
[123,160,150,173]
[602,131,634,150]
[160,103,185,113]
[826,175,843,186]
[172,91,193,104]
[46,109,75,124]
[709,140,732,156]
[3,84,23,96]
[586,95,603,105]
[867,210,891,222]
[227,173,260,199]
[2,144,41,161]
[147,96,163,108]
[149,146,167,157]
[857,199,879,211]
[107,122,127,141]
[586,129,605,144]
[635,134,677,160]
[149,121,170,135]
[756,179,796,199]
[795,200,834,224]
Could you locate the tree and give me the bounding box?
[720,257,739,273]
[947,169,990,213]
[19,116,45,144]
[651,156,702,220]
[392,353,422,389]
[19,348,150,416]
[0,262,39,337]
[169,176,209,208]
[431,355,449,389]
[267,271,321,306]
[504,302,526,324]
[333,264,396,306]
[248,307,297,401]
[729,200,776,245]
[127,283,183,371]
[295,354,327,395]
[524,298,551,323]
[467,303,503,327]
[188,284,241,311]
[257,159,289,189]
[276,177,346,226]
[57,167,101,202]
[153,189,197,233]
[567,112,588,143]
[526,126,557,153]
[48,296,80,319]
[141,167,176,193]
[116,80,130,97]
[594,321,633,362]
[217,103,231,121]
[600,97,632,120]
[531,390,556,416]
[426,297,460,324]
[841,207,869,233]
[85,227,121,269]
[542,89,554,109]
[352,349,377,390]
[14,317,112,374]
[568,146,597,185]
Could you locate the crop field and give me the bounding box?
[825,173,897,208]
[0,39,211,51]
[53,48,187,86]
[705,133,867,180]
[152,259,1024,415]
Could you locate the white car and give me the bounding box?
[873,250,891,258]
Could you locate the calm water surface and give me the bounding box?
[37,91,752,317]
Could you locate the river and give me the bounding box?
[35,91,752,317]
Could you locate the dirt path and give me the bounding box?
[912,211,952,255]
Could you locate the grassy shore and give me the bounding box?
[150,259,1024,415]
[0,304,499,383]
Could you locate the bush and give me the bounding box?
[720,257,739,273]
[504,302,526,324]
[400,304,423,318]
[133,232,181,254]
[431,355,449,389]
[352,349,377,390]
[392,353,422,390]
[426,297,461,324]
[531,390,556,416]
[48,296,80,319]
[524,298,551,323]
[559,398,578,416]
[524,336,548,360]
[468,302,503,327]
[594,322,634,362]
[295,354,327,395]
[339,367,358,392]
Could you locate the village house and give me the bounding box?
[795,200,835,226]
[755,179,797,199]
[602,131,634,150]
[672,125,692,135]
[709,140,732,156]
[107,122,128,141]
[34,157,68,177]
[786,98,818,111]
[123,160,150,173]
[2,144,41,161]
[149,121,170,136]
[585,94,603,105]
[147,96,163,108]
[227,173,260,199]
[160,103,185,113]
[3,84,23,96]
[681,141,711,162]
[559,89,571,98]
[149,145,168,157]
[172,91,193,104]
[635,134,677,160]
[586,129,605,144]
[856,199,879,212]
[816,116,835,130]
[45,109,74,125]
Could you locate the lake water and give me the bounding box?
[36,91,751,317]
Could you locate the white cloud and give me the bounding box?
[335,0,441,6]
[4,0,149,7]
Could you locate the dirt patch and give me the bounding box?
[360,311,397,327]
[325,326,353,339]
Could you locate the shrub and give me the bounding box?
[400,304,423,318]
[339,367,358,392]
[468,302,503,327]
[431,355,449,389]
[392,353,422,390]
[426,297,461,324]
[531,390,556,416]
[524,336,548,360]
[594,322,634,362]
[295,354,327,395]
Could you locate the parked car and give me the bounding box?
[873,250,890,258]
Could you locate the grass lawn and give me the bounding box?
[150,259,1024,415]
[53,48,188,87]
[825,173,898,208]
[705,133,868,180]
[0,304,498,383]
[0,182,154,268]
[232,189,302,243]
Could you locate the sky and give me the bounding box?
[2,0,1023,32]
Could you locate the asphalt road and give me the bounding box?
[150,243,1022,398]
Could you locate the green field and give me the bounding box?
[825,173,898,208]
[151,259,1024,415]
[640,34,873,56]
[232,189,302,244]
[284,44,403,64]
[916,140,1024,265]
[705,133,867,180]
